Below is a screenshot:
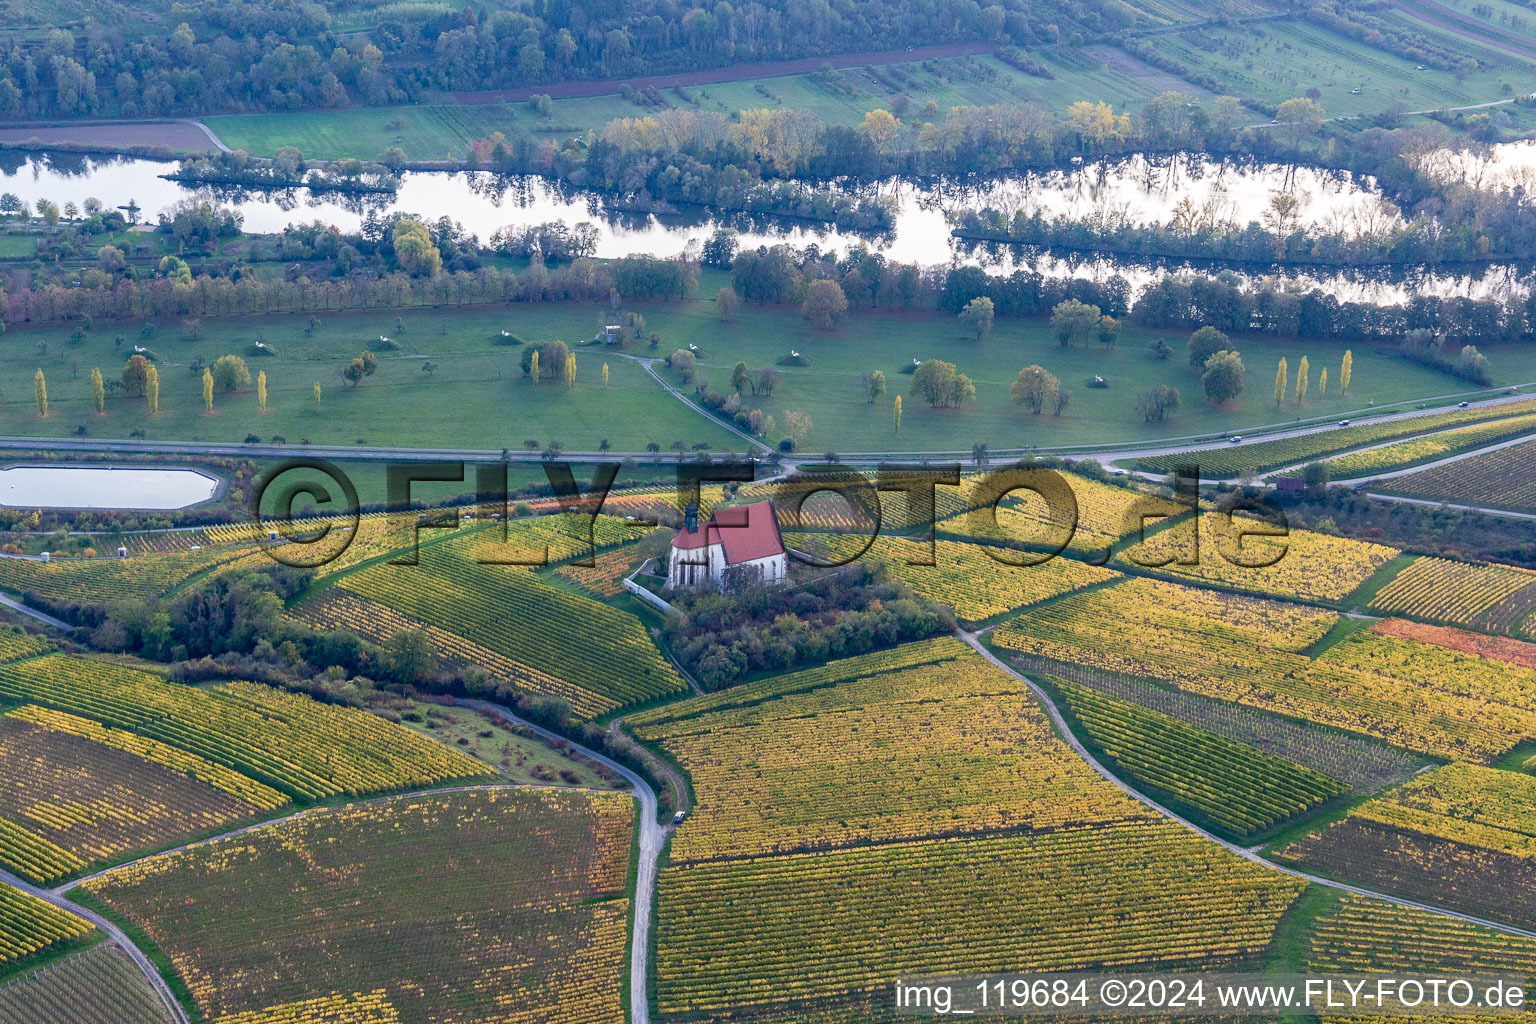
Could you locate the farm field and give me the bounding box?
[390,698,615,789]
[0,656,492,799]
[330,530,686,715]
[1278,765,1536,932]
[1045,675,1349,840]
[1308,895,1536,1023]
[82,787,634,1024]
[0,715,276,884]
[1326,413,1536,478]
[1376,438,1536,513]
[1138,400,1536,478]
[634,636,1307,1016]
[631,638,1152,861]
[1152,18,1523,115]
[655,821,1304,1015]
[1365,556,1536,634]
[1014,658,1429,792]
[1126,516,1399,604]
[0,290,1507,454]
[0,942,173,1024]
[0,883,92,968]
[990,575,1536,760]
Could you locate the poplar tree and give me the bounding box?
[90,367,104,413]
[146,366,159,414]
[1274,358,1287,408]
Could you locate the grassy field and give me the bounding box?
[6,281,1526,453]
[1156,19,1529,116]
[207,51,1194,162]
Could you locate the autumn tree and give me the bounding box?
[90,367,104,413]
[861,108,900,157]
[564,353,577,391]
[1340,350,1353,392]
[911,359,975,408]
[258,371,268,410]
[1296,355,1310,403]
[602,363,610,388]
[1275,358,1288,408]
[121,354,151,397]
[784,410,813,448]
[961,296,994,341]
[860,370,886,403]
[893,394,902,433]
[802,279,848,330]
[211,354,251,391]
[202,367,214,411]
[33,369,45,416]
[716,287,739,321]
[1318,367,1328,396]
[1011,364,1060,414]
[392,218,442,277]
[731,362,749,394]
[1274,97,1324,158]
[1064,100,1131,154]
[313,382,322,412]
[1051,299,1100,347]
[146,366,159,414]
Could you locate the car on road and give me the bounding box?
[673,811,687,825]
[1229,436,1242,443]
[1458,401,1470,408]
[1338,419,1350,426]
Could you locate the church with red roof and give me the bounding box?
[666,500,787,591]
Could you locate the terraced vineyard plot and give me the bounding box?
[991,576,1536,760]
[632,640,1152,862]
[1280,765,1536,932]
[85,788,633,1024]
[339,539,685,713]
[1377,439,1536,513]
[0,718,268,884]
[1138,401,1536,478]
[934,472,1178,558]
[656,821,1304,1015]
[1309,896,1536,1024]
[0,883,91,967]
[0,548,234,604]
[1047,676,1348,839]
[0,656,491,800]
[1327,413,1536,478]
[799,536,1120,623]
[1012,659,1428,793]
[552,545,642,598]
[1367,557,1536,633]
[0,942,173,1024]
[290,589,614,718]
[0,629,50,663]
[211,990,401,1024]
[627,637,962,731]
[1127,518,1398,603]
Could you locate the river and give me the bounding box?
[2,148,1529,304]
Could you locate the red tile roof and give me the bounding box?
[670,501,784,564]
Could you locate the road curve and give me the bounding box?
[0,864,189,1024]
[458,699,665,1024]
[958,630,1536,941]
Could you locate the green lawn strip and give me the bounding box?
[1261,881,1347,1018]
[1341,552,1419,611]
[1491,741,1536,775]
[1300,615,1375,658]
[62,886,201,1024]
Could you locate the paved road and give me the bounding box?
[0,594,70,630]
[0,864,189,1024]
[1077,388,1536,481]
[459,699,666,1024]
[958,630,1536,941]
